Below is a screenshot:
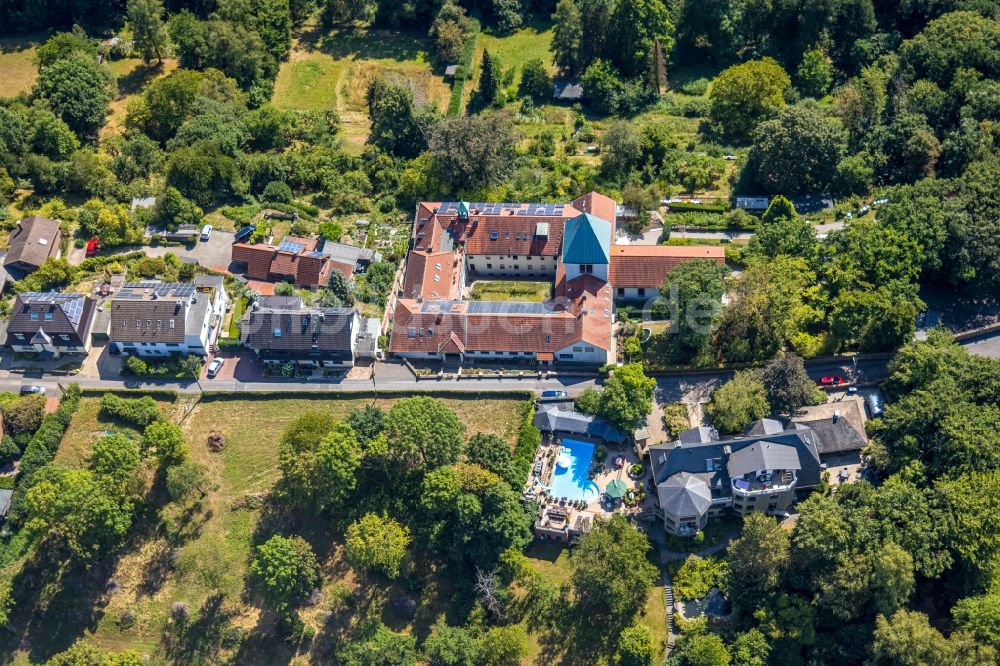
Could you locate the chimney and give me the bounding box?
[833,410,840,423]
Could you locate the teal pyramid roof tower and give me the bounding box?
[562,213,611,264]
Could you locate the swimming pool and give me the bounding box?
[546,438,600,502]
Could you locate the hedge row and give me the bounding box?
[99,393,163,428]
[199,388,535,402]
[264,201,317,222]
[511,402,541,491]
[665,202,728,213]
[447,19,481,116]
[78,251,146,273]
[16,383,82,488]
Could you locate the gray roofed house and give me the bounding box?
[745,418,784,437]
[658,472,712,519]
[650,418,825,536]
[4,292,95,357]
[322,241,381,273]
[727,441,802,477]
[4,216,62,275]
[241,302,362,368]
[679,426,719,445]
[792,398,869,455]
[258,295,303,310]
[532,405,627,443]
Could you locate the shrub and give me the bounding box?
[100,394,163,428]
[680,78,710,96]
[511,403,540,488]
[672,555,728,601]
[0,436,20,465]
[262,180,293,204]
[16,383,81,487]
[2,394,47,435]
[576,387,602,415]
[662,403,690,438]
[124,355,148,375]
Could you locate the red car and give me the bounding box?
[818,375,846,386]
[85,237,99,258]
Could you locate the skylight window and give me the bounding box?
[490,232,499,240]
[274,328,282,337]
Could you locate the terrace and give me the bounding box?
[730,470,796,495]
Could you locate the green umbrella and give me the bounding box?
[606,479,628,500]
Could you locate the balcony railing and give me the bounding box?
[731,470,796,495]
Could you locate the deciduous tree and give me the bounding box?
[599,363,655,432]
[345,513,410,578]
[705,370,771,433]
[572,514,658,632]
[709,58,790,142]
[250,534,320,611]
[127,0,168,64]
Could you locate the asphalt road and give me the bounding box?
[0,355,893,399]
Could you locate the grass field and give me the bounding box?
[273,25,450,150]
[470,279,553,302]
[31,393,529,662]
[0,33,45,98]
[478,19,555,76]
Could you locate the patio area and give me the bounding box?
[528,431,658,518]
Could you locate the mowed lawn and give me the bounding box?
[0,33,45,98]
[42,393,529,661]
[273,26,450,150]
[521,541,669,665]
[470,279,553,302]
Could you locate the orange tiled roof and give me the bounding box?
[389,299,599,355]
[609,244,725,289]
[231,239,332,287]
[401,251,460,301]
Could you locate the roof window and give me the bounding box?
[490,232,499,240]
[274,328,282,337]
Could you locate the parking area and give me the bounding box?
[67,230,237,270]
[200,350,264,382]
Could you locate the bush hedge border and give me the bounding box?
[447,19,481,116]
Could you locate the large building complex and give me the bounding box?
[388,192,724,365]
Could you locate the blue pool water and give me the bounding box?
[547,438,600,501]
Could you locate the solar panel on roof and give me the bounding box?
[278,241,304,253]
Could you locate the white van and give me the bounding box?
[200,224,213,241]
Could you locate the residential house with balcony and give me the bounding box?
[240,295,377,368]
[109,281,223,357]
[4,292,95,357]
[649,419,824,536]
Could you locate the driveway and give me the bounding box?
[201,350,264,382]
[68,230,236,271]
